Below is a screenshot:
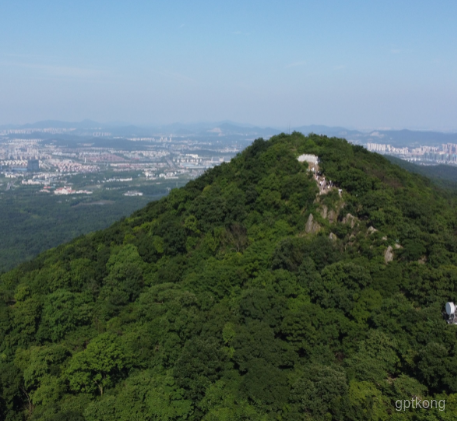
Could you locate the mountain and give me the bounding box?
[358,129,457,148]
[21,120,101,130]
[0,120,101,130]
[386,156,457,192]
[294,125,362,138]
[0,190,158,274]
[294,127,457,147]
[1,133,457,420]
[144,121,279,138]
[3,120,457,149]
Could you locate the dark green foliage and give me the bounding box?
[1,133,457,420]
[289,364,348,420]
[0,190,154,273]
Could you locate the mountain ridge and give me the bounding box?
[1,132,457,420]
[2,120,457,147]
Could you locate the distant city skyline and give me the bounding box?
[1,1,456,131]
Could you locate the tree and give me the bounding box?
[66,333,126,395]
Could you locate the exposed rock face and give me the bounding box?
[305,214,314,233]
[329,232,337,241]
[320,205,328,219]
[367,226,378,235]
[328,209,337,224]
[384,246,394,263]
[394,243,403,249]
[318,205,337,224]
[342,213,356,228]
[305,214,321,234]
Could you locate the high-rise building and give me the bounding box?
[27,159,40,172]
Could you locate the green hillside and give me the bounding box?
[0,178,183,273]
[2,132,457,420]
[386,156,457,192]
[0,191,150,273]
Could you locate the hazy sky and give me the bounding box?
[1,1,456,130]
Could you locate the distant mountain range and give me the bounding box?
[2,120,457,147]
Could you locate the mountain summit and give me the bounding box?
[1,132,457,420]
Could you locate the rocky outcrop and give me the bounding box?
[329,232,337,241]
[384,246,394,263]
[318,205,337,224]
[320,205,328,219]
[328,209,337,224]
[367,226,378,235]
[305,214,321,234]
[342,213,356,228]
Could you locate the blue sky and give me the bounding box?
[1,0,456,130]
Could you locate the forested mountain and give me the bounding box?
[2,132,457,420]
[0,192,152,273]
[386,156,457,193]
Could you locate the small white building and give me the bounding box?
[124,191,143,197]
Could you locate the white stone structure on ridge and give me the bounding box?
[297,154,319,165]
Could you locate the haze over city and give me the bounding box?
[1,0,456,131]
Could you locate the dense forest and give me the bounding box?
[386,156,457,193]
[1,132,457,420]
[0,182,176,272]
